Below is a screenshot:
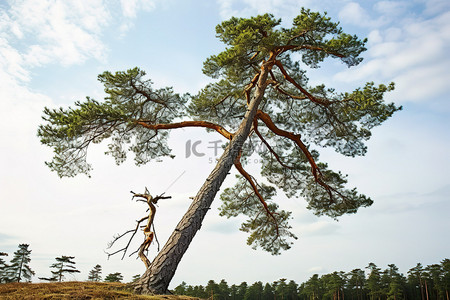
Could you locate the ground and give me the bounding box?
[0,282,202,299]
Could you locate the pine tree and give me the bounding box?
[87,264,102,282]
[104,272,123,282]
[6,244,34,282]
[38,9,401,294]
[0,253,8,284]
[49,256,80,282]
[131,274,141,283]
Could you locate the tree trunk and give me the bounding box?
[134,63,271,294]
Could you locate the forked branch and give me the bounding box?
[253,119,293,170]
[274,60,331,106]
[106,188,171,269]
[256,110,336,203]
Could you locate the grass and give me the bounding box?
[0,281,203,299]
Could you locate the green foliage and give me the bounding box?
[173,258,450,300]
[259,146,373,219]
[219,176,297,255]
[5,244,34,283]
[104,272,124,283]
[0,256,8,283]
[38,9,401,256]
[88,264,102,282]
[245,281,264,299]
[273,81,400,157]
[43,256,81,282]
[38,68,187,177]
[288,8,367,68]
[131,274,141,283]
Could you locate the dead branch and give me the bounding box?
[105,188,171,269]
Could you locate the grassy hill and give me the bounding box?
[0,281,203,299]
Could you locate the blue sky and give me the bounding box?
[0,0,449,287]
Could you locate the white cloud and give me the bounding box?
[216,0,311,19]
[338,1,410,28]
[422,0,450,16]
[338,2,369,26]
[120,0,156,18]
[374,1,410,16]
[1,0,111,81]
[307,266,326,273]
[118,0,157,35]
[334,10,450,105]
[298,220,340,236]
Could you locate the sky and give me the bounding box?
[0,0,449,288]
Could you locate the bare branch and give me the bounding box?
[106,216,148,261]
[106,189,171,269]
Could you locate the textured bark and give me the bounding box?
[134,62,271,294]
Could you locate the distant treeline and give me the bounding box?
[173,259,450,300]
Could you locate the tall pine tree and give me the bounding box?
[0,252,8,283]
[38,9,401,293]
[6,244,34,282]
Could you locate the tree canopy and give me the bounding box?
[173,259,450,300]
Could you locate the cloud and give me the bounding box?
[1,0,111,73]
[298,220,340,237]
[422,0,450,16]
[373,1,410,16]
[307,266,326,273]
[338,2,396,28]
[334,10,450,107]
[118,0,158,35]
[120,0,156,18]
[216,0,312,19]
[338,2,370,26]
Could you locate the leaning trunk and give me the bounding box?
[134,63,271,294]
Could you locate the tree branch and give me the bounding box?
[274,60,331,106]
[253,119,293,170]
[106,189,172,269]
[256,110,336,203]
[130,79,167,107]
[233,151,280,236]
[274,44,346,58]
[136,120,233,140]
[245,73,260,105]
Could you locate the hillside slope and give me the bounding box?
[0,282,203,299]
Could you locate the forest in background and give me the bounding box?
[1,244,448,299]
[173,259,450,300]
